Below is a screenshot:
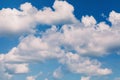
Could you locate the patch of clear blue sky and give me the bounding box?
[0,36,19,53]
[0,0,120,80]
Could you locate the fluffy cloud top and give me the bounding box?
[81,16,96,27]
[0,0,78,36]
[109,11,120,25]
[35,0,78,25]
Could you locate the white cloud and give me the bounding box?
[35,0,79,25]
[0,54,29,79]
[0,5,36,36]
[53,67,63,79]
[5,63,29,74]
[0,30,112,79]
[1,1,120,80]
[109,11,120,25]
[0,0,78,36]
[59,53,112,76]
[81,16,96,27]
[109,11,120,32]
[2,16,119,78]
[97,22,110,31]
[81,76,90,80]
[26,76,35,80]
[3,35,64,63]
[0,60,12,80]
[48,22,119,56]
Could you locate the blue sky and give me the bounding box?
[0,0,120,80]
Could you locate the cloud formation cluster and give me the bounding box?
[0,0,120,80]
[0,0,78,36]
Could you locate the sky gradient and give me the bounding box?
[0,0,120,80]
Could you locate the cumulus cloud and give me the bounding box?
[40,21,120,56]
[109,11,120,25]
[5,63,29,74]
[3,35,64,63]
[0,61,12,80]
[0,30,112,78]
[1,0,120,80]
[0,56,29,79]
[0,4,36,36]
[81,76,90,80]
[0,0,78,36]
[53,67,63,79]
[109,11,120,32]
[26,76,35,80]
[35,0,78,25]
[0,30,112,79]
[81,16,96,27]
[59,53,112,76]
[97,22,110,31]
[2,12,120,78]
